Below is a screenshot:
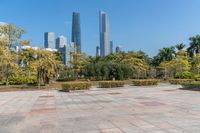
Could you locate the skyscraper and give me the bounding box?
[44,32,55,49]
[110,41,113,54]
[72,12,81,53]
[116,45,123,53]
[96,46,100,57]
[56,36,67,49]
[99,11,110,57]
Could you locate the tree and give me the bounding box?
[69,53,89,79]
[176,43,185,51]
[172,50,191,74]
[31,50,64,87]
[151,46,176,67]
[191,54,200,75]
[0,24,25,49]
[187,35,200,57]
[0,38,18,85]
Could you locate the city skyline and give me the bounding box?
[2,0,200,56]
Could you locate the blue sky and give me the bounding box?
[1,0,200,56]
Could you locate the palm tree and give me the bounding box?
[176,43,185,51]
[158,46,176,61]
[187,35,200,57]
[151,46,176,67]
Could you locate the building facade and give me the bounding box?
[56,36,67,49]
[99,11,110,57]
[96,46,100,57]
[110,41,113,54]
[72,12,81,53]
[116,45,122,53]
[44,32,55,49]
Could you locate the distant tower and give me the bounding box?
[72,12,81,53]
[116,45,122,53]
[99,11,110,57]
[96,46,100,57]
[56,36,67,49]
[44,32,55,49]
[110,41,113,54]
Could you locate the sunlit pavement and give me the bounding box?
[0,84,200,133]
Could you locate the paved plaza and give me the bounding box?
[0,84,200,133]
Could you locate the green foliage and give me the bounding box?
[151,46,176,67]
[8,76,26,85]
[187,35,200,57]
[132,79,159,86]
[83,60,132,80]
[26,76,38,85]
[98,81,125,88]
[181,82,200,90]
[7,76,37,85]
[175,72,195,79]
[61,82,91,91]
[169,79,194,85]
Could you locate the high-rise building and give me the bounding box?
[72,12,81,53]
[99,11,110,57]
[116,45,123,53]
[96,46,100,57]
[56,36,67,49]
[110,41,113,54]
[44,32,55,49]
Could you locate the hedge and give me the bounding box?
[169,79,194,85]
[175,72,195,79]
[132,79,159,86]
[181,82,200,90]
[61,82,91,91]
[8,76,38,85]
[98,81,125,88]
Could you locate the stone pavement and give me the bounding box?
[0,84,200,133]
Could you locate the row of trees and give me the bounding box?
[1,23,200,85]
[61,36,200,81]
[0,24,64,86]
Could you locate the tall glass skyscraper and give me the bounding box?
[44,32,55,49]
[99,11,110,57]
[72,12,81,53]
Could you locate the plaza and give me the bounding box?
[0,84,200,133]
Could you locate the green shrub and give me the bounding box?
[181,82,200,90]
[8,77,26,85]
[8,76,38,85]
[169,79,194,85]
[57,77,76,82]
[175,72,195,79]
[98,81,125,88]
[132,79,159,86]
[61,82,91,91]
[26,76,38,85]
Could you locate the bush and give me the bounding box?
[132,79,159,86]
[9,77,26,85]
[26,76,38,85]
[61,82,91,91]
[8,76,38,85]
[181,82,200,90]
[169,79,194,85]
[175,72,195,79]
[57,77,76,82]
[98,81,125,88]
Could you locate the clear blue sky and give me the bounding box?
[1,0,200,56]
